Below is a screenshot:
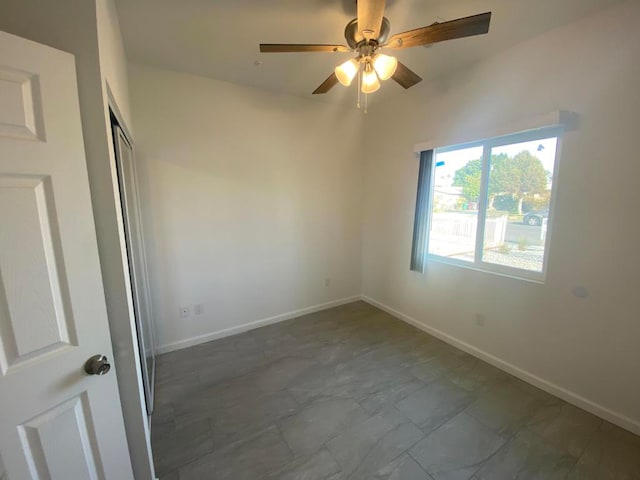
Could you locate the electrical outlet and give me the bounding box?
[475,314,486,327]
[180,306,190,318]
[194,304,204,315]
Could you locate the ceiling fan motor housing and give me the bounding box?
[344,17,391,50]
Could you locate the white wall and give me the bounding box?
[97,0,133,130]
[361,0,640,433]
[128,63,364,352]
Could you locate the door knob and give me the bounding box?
[84,354,111,376]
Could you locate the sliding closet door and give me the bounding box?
[113,123,156,414]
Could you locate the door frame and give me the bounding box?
[102,83,157,479]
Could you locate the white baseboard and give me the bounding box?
[155,295,362,355]
[361,295,640,436]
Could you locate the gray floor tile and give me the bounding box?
[151,419,175,444]
[247,355,318,393]
[191,339,240,364]
[476,429,577,480]
[152,398,175,426]
[567,421,640,479]
[263,336,331,361]
[360,378,426,415]
[158,471,178,480]
[304,342,376,366]
[278,396,370,456]
[409,359,447,385]
[410,412,506,480]
[179,425,292,480]
[154,371,201,405]
[508,377,564,406]
[375,454,433,479]
[152,418,213,477]
[395,380,475,433]
[394,336,448,365]
[156,337,240,383]
[234,328,295,355]
[155,350,199,378]
[149,302,640,479]
[429,349,477,375]
[266,448,342,480]
[171,375,261,416]
[197,350,267,386]
[340,422,425,480]
[289,358,416,406]
[326,407,420,476]
[465,380,542,435]
[445,359,510,393]
[205,390,299,450]
[526,401,601,458]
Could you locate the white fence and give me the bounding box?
[429,213,508,258]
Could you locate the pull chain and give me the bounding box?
[365,92,368,114]
[356,65,361,109]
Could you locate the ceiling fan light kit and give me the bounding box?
[259,0,491,111]
[361,61,381,94]
[336,58,360,86]
[372,53,398,80]
[335,54,395,94]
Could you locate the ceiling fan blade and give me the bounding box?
[392,62,422,89]
[385,12,491,49]
[357,0,386,40]
[260,44,350,53]
[312,72,339,94]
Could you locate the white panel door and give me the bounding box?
[0,31,134,479]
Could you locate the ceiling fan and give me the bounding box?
[259,0,492,97]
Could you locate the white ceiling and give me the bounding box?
[116,0,623,105]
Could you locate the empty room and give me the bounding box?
[0,0,639,479]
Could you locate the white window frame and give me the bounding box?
[423,126,564,282]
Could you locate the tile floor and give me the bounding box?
[151,301,640,480]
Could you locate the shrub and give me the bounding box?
[493,194,519,213]
[518,237,529,251]
[522,192,551,212]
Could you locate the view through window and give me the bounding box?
[426,128,561,278]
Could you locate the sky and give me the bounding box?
[434,137,559,188]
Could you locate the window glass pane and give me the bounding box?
[428,146,484,262]
[481,137,558,272]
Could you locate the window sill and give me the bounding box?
[424,254,546,284]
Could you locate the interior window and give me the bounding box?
[413,127,562,281]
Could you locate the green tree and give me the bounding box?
[452,158,482,203]
[490,151,547,214]
[452,151,548,214]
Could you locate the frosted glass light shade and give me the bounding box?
[372,54,398,81]
[335,58,360,86]
[361,68,380,93]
